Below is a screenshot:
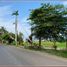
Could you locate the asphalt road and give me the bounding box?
[0,45,67,66]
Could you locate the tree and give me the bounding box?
[12,10,19,46]
[29,3,67,49]
[0,27,8,43]
[64,27,67,50]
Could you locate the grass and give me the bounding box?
[44,49,67,58]
[33,41,66,49]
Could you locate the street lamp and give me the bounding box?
[12,10,19,46]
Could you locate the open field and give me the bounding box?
[33,41,66,49]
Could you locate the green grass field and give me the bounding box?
[43,49,67,58]
[34,41,66,49]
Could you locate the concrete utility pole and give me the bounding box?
[12,11,19,46]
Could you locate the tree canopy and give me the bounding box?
[28,3,67,48]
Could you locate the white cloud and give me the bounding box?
[0,5,14,32]
[62,1,67,6]
[17,18,31,38]
[0,17,31,39]
[0,5,31,39]
[0,6,12,17]
[0,19,15,32]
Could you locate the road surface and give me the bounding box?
[0,45,67,66]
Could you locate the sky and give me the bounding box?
[0,0,67,39]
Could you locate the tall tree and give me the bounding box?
[12,10,19,46]
[29,3,67,49]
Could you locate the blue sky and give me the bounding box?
[0,0,67,39]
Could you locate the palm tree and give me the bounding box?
[12,10,19,46]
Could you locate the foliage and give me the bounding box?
[28,3,67,49]
[0,27,23,45]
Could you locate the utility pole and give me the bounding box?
[12,11,19,46]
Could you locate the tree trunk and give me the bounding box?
[54,40,56,46]
[38,37,41,48]
[53,40,57,50]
